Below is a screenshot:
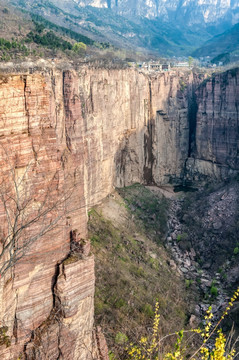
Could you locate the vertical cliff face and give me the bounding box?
[73,67,191,192]
[151,73,192,184]
[0,66,191,359]
[0,70,93,359]
[186,68,239,182]
[0,64,238,359]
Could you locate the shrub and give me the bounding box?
[142,303,154,317]
[233,247,239,255]
[210,285,218,297]
[176,233,188,242]
[0,326,10,347]
[115,332,128,345]
[109,351,117,360]
[176,234,182,242]
[115,298,127,309]
[126,287,239,360]
[185,279,193,288]
[72,42,87,53]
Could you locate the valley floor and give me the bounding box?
[88,182,239,359]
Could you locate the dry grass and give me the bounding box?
[88,186,197,359]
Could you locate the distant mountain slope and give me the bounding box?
[0,0,34,40]
[192,22,239,59]
[0,0,96,61]
[3,0,239,57]
[10,0,215,56]
[72,0,239,27]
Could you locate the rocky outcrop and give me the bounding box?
[24,255,95,360]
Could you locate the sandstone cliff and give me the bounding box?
[186,68,239,183]
[0,64,191,359]
[0,63,238,359]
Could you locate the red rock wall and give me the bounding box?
[186,68,239,182]
[0,70,90,359]
[0,65,195,359]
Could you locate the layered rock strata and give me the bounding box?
[0,70,94,359]
[0,65,191,359]
[0,63,238,359]
[186,68,239,183]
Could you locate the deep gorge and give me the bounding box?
[0,64,238,359]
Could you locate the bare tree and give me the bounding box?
[0,145,75,278]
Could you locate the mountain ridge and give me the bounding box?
[192,22,239,61]
[11,0,217,56]
[8,0,239,58]
[72,0,239,27]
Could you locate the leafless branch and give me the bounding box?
[0,143,80,278]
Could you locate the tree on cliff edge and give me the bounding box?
[0,145,75,278]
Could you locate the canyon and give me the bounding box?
[0,62,238,359]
